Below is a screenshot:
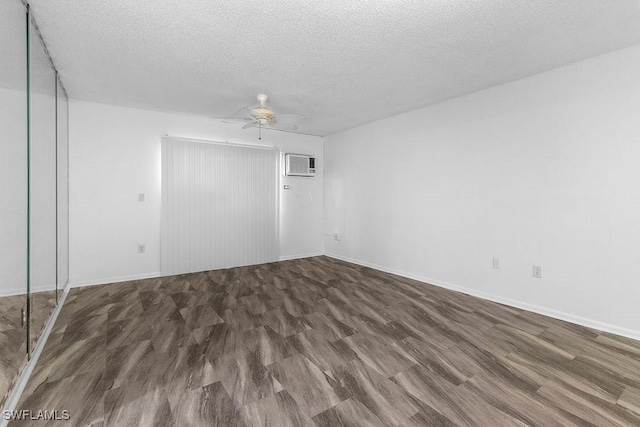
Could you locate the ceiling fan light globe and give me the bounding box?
[253,106,273,116]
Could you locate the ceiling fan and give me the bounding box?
[218,94,302,140]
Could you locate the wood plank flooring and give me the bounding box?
[12,257,640,426]
[1,291,56,408]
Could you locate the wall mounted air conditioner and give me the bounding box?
[285,153,316,177]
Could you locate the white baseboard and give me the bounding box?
[1,281,70,424]
[70,272,161,288]
[0,285,58,298]
[325,252,640,341]
[279,252,324,261]
[30,285,58,294]
[70,257,325,289]
[0,288,27,298]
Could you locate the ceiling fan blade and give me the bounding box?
[274,113,305,126]
[242,122,257,129]
[220,117,252,124]
[269,121,298,131]
[275,113,305,120]
[212,104,253,122]
[225,105,251,119]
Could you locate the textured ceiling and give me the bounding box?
[28,0,640,136]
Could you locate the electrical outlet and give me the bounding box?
[138,244,146,254]
[138,193,145,202]
[492,258,500,270]
[533,265,543,278]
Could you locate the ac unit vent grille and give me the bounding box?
[285,154,315,177]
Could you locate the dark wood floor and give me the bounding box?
[12,257,640,426]
[1,291,56,408]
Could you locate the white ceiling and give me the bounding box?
[29,0,640,136]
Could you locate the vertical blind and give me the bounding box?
[161,136,279,276]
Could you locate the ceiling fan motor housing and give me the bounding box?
[252,101,276,125]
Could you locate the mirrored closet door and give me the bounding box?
[0,0,69,408]
[0,0,29,406]
[28,4,58,352]
[56,78,69,305]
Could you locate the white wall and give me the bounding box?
[69,100,323,286]
[324,44,640,339]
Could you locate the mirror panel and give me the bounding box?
[0,0,28,404]
[56,78,69,299]
[28,10,57,354]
